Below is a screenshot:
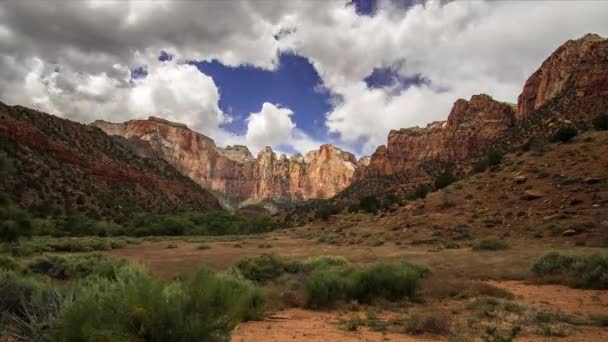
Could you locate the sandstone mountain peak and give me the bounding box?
[92,118,360,203]
[516,33,608,119]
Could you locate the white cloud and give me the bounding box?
[277,0,608,154]
[1,0,608,156]
[221,102,320,156]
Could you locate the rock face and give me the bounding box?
[517,33,608,119]
[93,119,358,202]
[0,103,220,219]
[357,34,608,182]
[356,94,516,179]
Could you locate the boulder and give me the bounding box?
[514,175,528,184]
[522,190,543,200]
[562,229,577,236]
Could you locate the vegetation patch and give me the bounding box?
[305,262,422,308]
[472,239,510,251]
[531,251,608,289]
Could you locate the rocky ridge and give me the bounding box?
[354,34,608,186]
[0,103,220,221]
[93,119,362,203]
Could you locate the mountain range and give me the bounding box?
[1,33,607,215]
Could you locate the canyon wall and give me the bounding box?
[93,118,361,202]
[356,33,608,181]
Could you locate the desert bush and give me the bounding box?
[592,114,608,130]
[305,262,421,308]
[404,309,451,335]
[472,238,509,251]
[473,149,504,173]
[552,127,578,143]
[54,266,264,342]
[0,270,56,320]
[26,253,126,280]
[359,196,380,214]
[17,236,127,255]
[532,252,608,289]
[315,203,342,220]
[0,256,20,271]
[236,254,293,282]
[0,203,33,243]
[434,170,456,190]
[126,211,278,236]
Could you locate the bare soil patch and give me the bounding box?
[231,308,445,342]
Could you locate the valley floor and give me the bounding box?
[106,233,608,341]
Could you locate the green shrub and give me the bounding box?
[26,253,126,280]
[532,252,608,289]
[0,256,20,271]
[305,262,421,308]
[434,170,456,190]
[0,203,33,243]
[0,270,55,318]
[472,239,509,251]
[54,266,265,342]
[359,196,380,214]
[486,149,503,166]
[316,203,342,220]
[592,114,608,130]
[553,127,578,143]
[405,310,451,335]
[236,254,291,282]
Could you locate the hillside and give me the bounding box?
[0,102,220,222]
[278,34,608,226]
[290,129,608,247]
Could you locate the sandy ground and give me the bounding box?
[231,308,445,342]
[489,280,608,317]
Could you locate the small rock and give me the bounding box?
[570,198,583,206]
[600,220,608,228]
[592,204,600,208]
[562,229,577,236]
[514,175,528,184]
[584,177,602,184]
[522,190,543,200]
[543,214,560,221]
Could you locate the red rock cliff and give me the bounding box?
[357,34,608,181]
[356,94,516,179]
[517,33,608,119]
[92,118,358,202]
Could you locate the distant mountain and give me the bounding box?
[0,103,220,222]
[92,118,367,205]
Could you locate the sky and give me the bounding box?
[1,0,607,157]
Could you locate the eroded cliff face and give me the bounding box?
[92,118,358,202]
[357,34,608,181]
[517,33,608,119]
[356,94,516,179]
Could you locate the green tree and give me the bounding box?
[0,204,33,243]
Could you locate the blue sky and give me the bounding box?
[2,0,606,156]
[194,54,333,142]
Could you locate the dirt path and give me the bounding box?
[488,280,608,317]
[490,281,608,342]
[231,308,445,342]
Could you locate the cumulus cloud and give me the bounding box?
[0,56,228,137]
[220,102,321,155]
[277,0,608,153]
[1,0,607,156]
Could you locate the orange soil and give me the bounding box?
[231,308,445,342]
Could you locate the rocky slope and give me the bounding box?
[352,33,608,192]
[0,103,220,221]
[93,118,361,203]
